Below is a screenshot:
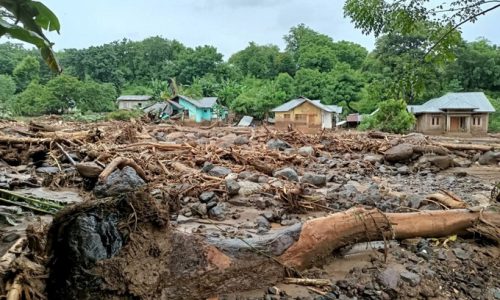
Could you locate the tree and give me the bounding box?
[76,81,117,112]
[13,55,40,91]
[174,45,223,84]
[294,68,326,100]
[229,42,287,79]
[323,66,365,111]
[0,74,15,103]
[45,74,81,112]
[359,99,416,133]
[0,0,61,72]
[331,41,368,70]
[9,81,55,116]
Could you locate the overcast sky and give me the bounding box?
[13,1,500,57]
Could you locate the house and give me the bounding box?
[271,97,343,132]
[171,95,227,123]
[345,113,363,128]
[116,95,153,110]
[143,100,185,119]
[408,92,495,135]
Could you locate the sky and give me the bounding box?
[10,1,500,58]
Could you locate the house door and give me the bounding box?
[449,117,459,132]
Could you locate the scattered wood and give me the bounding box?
[98,157,148,182]
[434,142,493,152]
[76,162,104,178]
[283,277,331,286]
[426,192,467,209]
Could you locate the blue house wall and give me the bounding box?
[178,97,212,122]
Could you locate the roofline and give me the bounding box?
[272,97,340,113]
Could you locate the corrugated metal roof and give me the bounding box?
[271,97,343,113]
[237,116,253,127]
[408,92,495,114]
[179,95,218,108]
[117,95,152,101]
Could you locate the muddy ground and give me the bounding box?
[0,118,499,299]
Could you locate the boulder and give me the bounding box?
[208,166,232,177]
[427,155,453,170]
[208,203,227,220]
[238,181,263,196]
[273,167,299,182]
[300,173,327,186]
[298,146,314,157]
[384,144,414,162]
[267,139,292,151]
[94,166,145,198]
[378,267,400,290]
[225,179,241,196]
[478,151,500,165]
[364,154,384,164]
[199,191,216,203]
[397,165,410,175]
[233,136,249,145]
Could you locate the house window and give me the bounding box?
[472,116,481,126]
[283,114,290,119]
[295,114,307,122]
[431,116,440,126]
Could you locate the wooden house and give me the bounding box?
[271,97,342,133]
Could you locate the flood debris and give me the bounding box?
[0,118,499,299]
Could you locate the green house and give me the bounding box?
[172,95,227,123]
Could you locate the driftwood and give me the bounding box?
[0,238,26,275]
[98,157,148,182]
[434,142,493,152]
[283,278,331,286]
[426,192,467,209]
[76,162,104,178]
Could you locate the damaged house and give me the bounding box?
[408,92,496,135]
[171,95,227,123]
[116,95,153,110]
[271,97,342,133]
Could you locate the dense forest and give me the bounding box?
[0,24,499,130]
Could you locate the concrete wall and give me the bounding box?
[470,113,489,134]
[118,100,151,110]
[275,101,323,133]
[178,98,214,123]
[415,112,490,135]
[416,114,445,134]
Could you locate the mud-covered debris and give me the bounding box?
[300,172,326,186]
[94,166,145,197]
[384,143,414,162]
[267,139,292,151]
[478,151,500,165]
[273,167,299,182]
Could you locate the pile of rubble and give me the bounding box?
[0,118,499,299]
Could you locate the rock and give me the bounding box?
[199,191,216,203]
[94,166,145,198]
[225,179,240,196]
[452,247,470,260]
[208,166,231,177]
[196,137,210,145]
[397,165,410,175]
[238,181,263,196]
[408,195,422,209]
[255,216,271,229]
[364,154,384,164]
[378,267,400,290]
[190,202,207,217]
[453,157,472,168]
[208,203,226,220]
[301,172,327,186]
[36,166,60,175]
[166,132,185,141]
[400,271,421,286]
[233,135,249,145]
[478,151,500,165]
[273,167,299,182]
[267,139,292,151]
[225,173,238,180]
[298,146,314,156]
[317,157,329,164]
[384,144,414,162]
[257,176,268,183]
[201,162,214,173]
[427,155,453,170]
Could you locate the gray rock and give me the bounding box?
[397,165,410,175]
[94,166,145,198]
[209,203,226,220]
[453,247,470,260]
[238,181,263,196]
[234,135,249,145]
[190,202,207,216]
[478,151,500,165]
[400,271,421,286]
[273,167,299,182]
[36,166,60,175]
[301,172,327,186]
[257,176,268,183]
[267,139,292,151]
[201,162,214,172]
[453,157,472,168]
[364,154,384,164]
[208,166,232,177]
[378,267,400,290]
[195,137,210,145]
[408,195,423,209]
[384,144,414,162]
[317,157,329,164]
[428,155,453,170]
[199,191,216,203]
[225,179,240,196]
[255,216,271,229]
[298,146,314,156]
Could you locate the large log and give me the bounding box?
[434,142,493,152]
[45,192,500,299]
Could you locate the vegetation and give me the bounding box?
[106,109,144,121]
[0,0,499,131]
[359,100,416,134]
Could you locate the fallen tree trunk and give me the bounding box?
[426,192,467,209]
[434,142,493,152]
[45,192,500,300]
[98,157,148,182]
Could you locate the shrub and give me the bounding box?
[106,109,143,121]
[359,99,415,134]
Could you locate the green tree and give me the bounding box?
[9,82,55,115]
[174,45,223,84]
[359,99,416,133]
[0,74,16,103]
[229,42,287,79]
[76,81,117,112]
[294,68,325,99]
[45,74,81,112]
[12,55,40,91]
[0,0,61,72]
[323,66,365,111]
